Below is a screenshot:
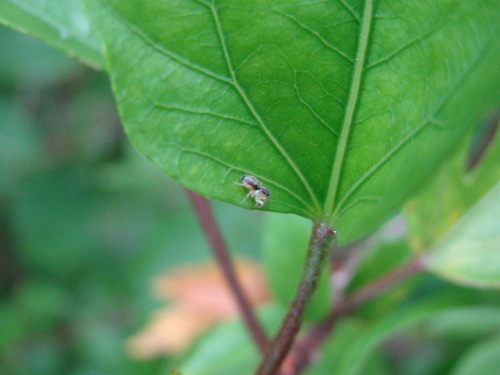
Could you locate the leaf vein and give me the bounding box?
[210,1,321,214]
[101,0,233,86]
[275,10,355,63]
[324,0,374,217]
[333,37,495,217]
[366,22,446,71]
[337,0,361,23]
[295,84,339,137]
[150,101,258,127]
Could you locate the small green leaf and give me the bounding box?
[262,213,330,321]
[83,0,499,244]
[450,335,500,375]
[0,0,103,68]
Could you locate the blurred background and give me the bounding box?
[0,24,264,375]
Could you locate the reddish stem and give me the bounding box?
[256,223,336,375]
[339,256,425,314]
[186,190,269,354]
[287,256,425,374]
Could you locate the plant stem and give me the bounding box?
[256,223,336,375]
[339,256,425,314]
[287,256,425,374]
[185,190,269,354]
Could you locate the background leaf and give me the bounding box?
[406,128,500,289]
[304,297,466,375]
[0,0,103,68]
[178,305,283,375]
[304,319,391,375]
[82,0,499,244]
[424,183,500,289]
[406,128,499,252]
[425,306,500,341]
[262,213,330,321]
[449,335,500,375]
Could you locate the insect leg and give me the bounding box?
[240,191,252,204]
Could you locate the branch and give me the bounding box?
[256,223,336,375]
[339,256,425,314]
[287,256,425,374]
[185,190,269,354]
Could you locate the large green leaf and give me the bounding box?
[83,0,499,244]
[0,0,103,68]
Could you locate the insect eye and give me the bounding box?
[240,175,246,181]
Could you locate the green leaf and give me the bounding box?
[450,335,500,375]
[333,301,445,375]
[178,305,283,375]
[83,0,499,244]
[426,306,500,341]
[304,319,391,375]
[406,130,500,289]
[0,0,103,68]
[262,213,330,321]
[324,298,490,375]
[424,183,500,289]
[406,130,500,253]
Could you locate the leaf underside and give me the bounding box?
[83,0,499,244]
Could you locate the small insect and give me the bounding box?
[235,174,271,208]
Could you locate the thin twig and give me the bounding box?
[339,256,425,314]
[185,190,269,354]
[287,256,426,374]
[256,223,336,375]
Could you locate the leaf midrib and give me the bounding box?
[324,0,374,218]
[332,30,497,219]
